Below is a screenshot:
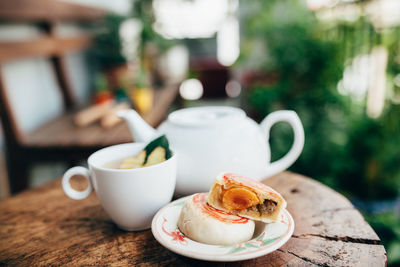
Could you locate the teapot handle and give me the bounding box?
[260,110,304,178]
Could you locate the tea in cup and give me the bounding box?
[62,143,177,231]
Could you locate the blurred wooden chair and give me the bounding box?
[0,0,179,194]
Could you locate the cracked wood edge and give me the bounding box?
[273,235,386,267]
[262,172,381,242]
[258,172,387,267]
[292,233,380,245]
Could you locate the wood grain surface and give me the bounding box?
[0,172,386,266]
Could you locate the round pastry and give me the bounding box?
[177,193,255,245]
[208,172,287,223]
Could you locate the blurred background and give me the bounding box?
[0,0,399,264]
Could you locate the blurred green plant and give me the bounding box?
[91,14,128,70]
[239,1,400,264]
[240,0,348,190]
[365,211,400,266]
[131,0,175,55]
[342,108,400,200]
[90,1,176,71]
[90,2,176,95]
[131,0,177,88]
[239,0,400,200]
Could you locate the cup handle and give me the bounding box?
[260,110,305,177]
[62,166,93,200]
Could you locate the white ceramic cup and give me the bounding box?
[62,143,177,231]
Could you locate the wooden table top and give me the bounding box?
[0,172,386,266]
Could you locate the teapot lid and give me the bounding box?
[167,106,245,127]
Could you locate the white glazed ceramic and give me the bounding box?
[62,143,177,231]
[118,106,304,195]
[151,195,294,262]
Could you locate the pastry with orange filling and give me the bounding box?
[208,172,287,223]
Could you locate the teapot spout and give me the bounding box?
[117,109,159,142]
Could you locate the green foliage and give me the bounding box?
[131,0,176,54]
[91,14,128,70]
[93,73,108,92]
[341,108,400,199]
[241,0,348,189]
[240,1,400,263]
[90,2,175,71]
[240,0,400,200]
[365,212,400,267]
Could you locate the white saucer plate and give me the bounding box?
[151,195,294,262]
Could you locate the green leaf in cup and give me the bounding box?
[119,135,172,169]
[144,135,172,163]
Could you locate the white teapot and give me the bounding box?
[119,106,304,195]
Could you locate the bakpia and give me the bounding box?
[208,173,287,223]
[177,193,255,245]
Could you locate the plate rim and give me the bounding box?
[151,195,295,262]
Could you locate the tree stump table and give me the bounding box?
[0,172,386,266]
